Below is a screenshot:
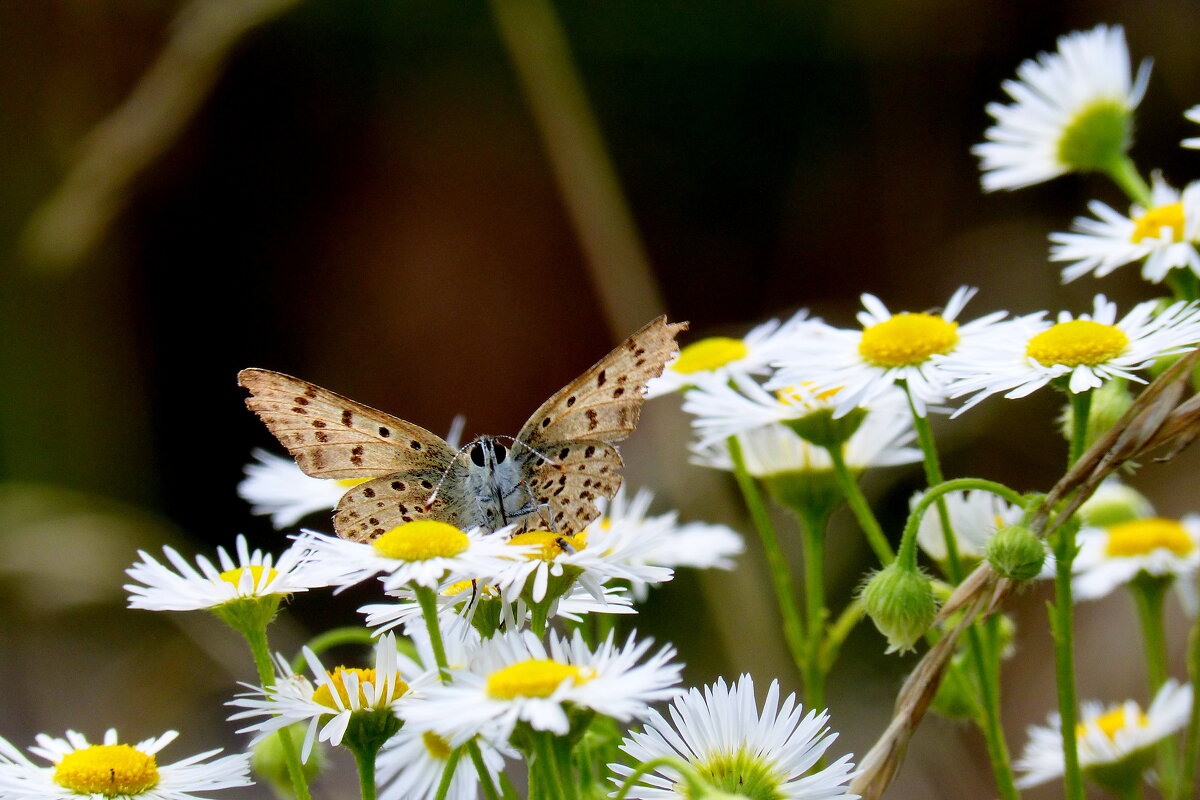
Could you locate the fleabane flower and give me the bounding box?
[610,675,857,800]
[402,629,681,747]
[945,296,1200,414]
[377,724,509,800]
[646,313,813,397]
[0,729,251,800]
[1073,514,1200,604]
[1051,174,1200,283]
[238,449,362,529]
[589,487,743,600]
[768,287,1009,417]
[124,534,327,612]
[228,633,423,761]
[1016,680,1192,790]
[974,24,1151,191]
[492,519,674,608]
[293,522,525,593]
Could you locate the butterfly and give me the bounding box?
[239,316,687,542]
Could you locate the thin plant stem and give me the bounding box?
[242,626,313,800]
[908,404,1020,800]
[415,585,452,682]
[611,756,708,800]
[1047,389,1093,800]
[820,598,865,670]
[468,741,502,800]
[825,444,895,565]
[1104,154,1153,207]
[727,435,808,682]
[1179,607,1200,800]
[1130,574,1178,797]
[353,745,377,800]
[799,505,828,710]
[291,626,378,673]
[433,748,464,800]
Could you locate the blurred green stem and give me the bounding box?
[1103,155,1152,207]
[826,444,894,565]
[243,626,312,800]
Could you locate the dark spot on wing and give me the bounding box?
[315,431,329,443]
[597,370,607,387]
[584,445,595,458]
[410,440,423,450]
[378,427,391,438]
[392,481,406,490]
[566,396,576,407]
[586,409,598,430]
[613,387,625,398]
[363,487,376,498]
[420,480,434,489]
[312,420,327,428]
[342,410,354,427]
[559,447,570,460]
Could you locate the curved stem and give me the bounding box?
[291,626,378,673]
[611,756,707,800]
[727,435,808,682]
[826,444,894,565]
[241,627,313,800]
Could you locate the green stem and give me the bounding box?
[907,402,1020,800]
[1050,522,1085,800]
[826,444,894,565]
[799,506,828,711]
[242,627,313,800]
[433,747,463,800]
[353,743,377,800]
[1103,154,1153,207]
[611,756,708,800]
[1130,574,1178,797]
[1068,390,1093,467]
[415,584,452,681]
[820,598,865,670]
[1179,607,1200,800]
[1166,269,1200,303]
[468,740,502,800]
[727,435,808,682]
[291,626,378,673]
[529,732,568,800]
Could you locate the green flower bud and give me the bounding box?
[859,561,937,654]
[251,725,324,799]
[985,524,1047,581]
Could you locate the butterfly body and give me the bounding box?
[240,316,686,542]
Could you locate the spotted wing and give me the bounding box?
[516,316,687,448]
[239,368,456,480]
[516,441,623,535]
[333,464,473,542]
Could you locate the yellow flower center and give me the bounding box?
[54,744,159,796]
[1105,518,1196,558]
[1131,203,1186,244]
[421,731,453,760]
[775,383,842,407]
[485,658,594,700]
[508,530,587,560]
[312,667,408,709]
[218,565,278,587]
[1078,707,1148,741]
[373,520,469,561]
[441,578,499,599]
[1025,320,1129,367]
[337,477,372,488]
[672,337,749,374]
[858,313,959,367]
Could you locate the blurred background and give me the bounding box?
[4,1,1200,797]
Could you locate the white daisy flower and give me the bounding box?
[1051,174,1200,283]
[646,313,813,398]
[238,449,361,529]
[591,486,743,583]
[401,629,681,747]
[768,287,1010,418]
[690,410,921,477]
[1073,514,1200,604]
[945,296,1200,414]
[294,522,526,593]
[1182,105,1200,148]
[974,24,1151,191]
[124,534,327,612]
[1015,680,1192,789]
[911,489,1025,562]
[0,729,251,800]
[377,724,509,800]
[1078,477,1156,528]
[610,675,857,800]
[228,633,423,761]
[492,520,674,607]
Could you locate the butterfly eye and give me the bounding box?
[494,444,507,463]
[470,442,487,467]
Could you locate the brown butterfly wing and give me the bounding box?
[333,466,473,542]
[519,441,623,535]
[517,316,687,448]
[239,368,456,480]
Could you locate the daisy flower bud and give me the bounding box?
[985,524,1047,582]
[859,561,937,654]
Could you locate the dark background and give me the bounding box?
[3,2,1200,797]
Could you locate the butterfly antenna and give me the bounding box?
[426,438,484,506]
[496,435,564,468]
